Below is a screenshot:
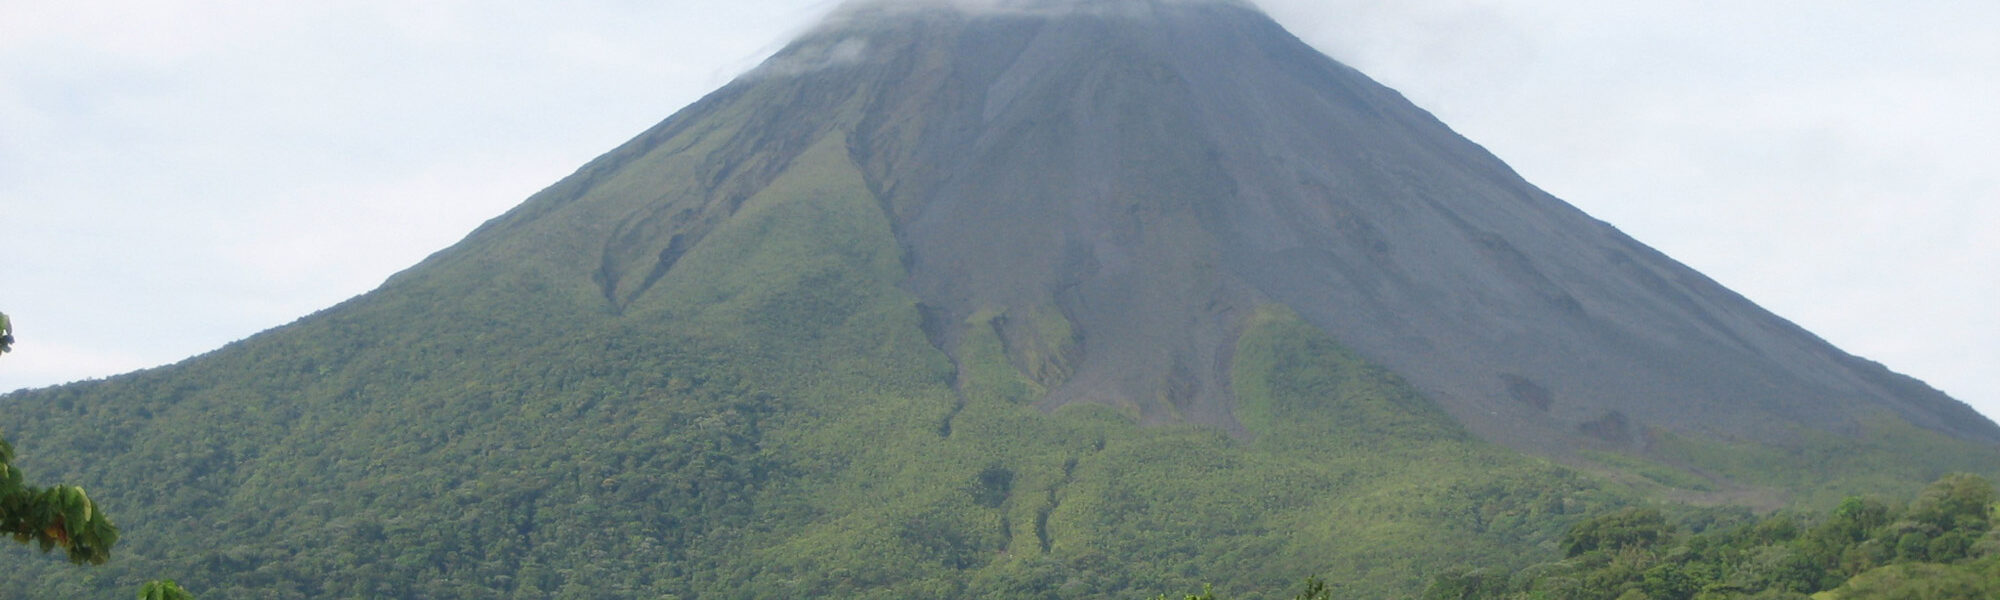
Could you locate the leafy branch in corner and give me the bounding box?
[0,432,118,564]
[2,315,195,598]
[3,432,197,598]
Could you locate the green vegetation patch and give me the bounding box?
[1230,304,1466,449]
[1654,416,2000,508]
[959,308,1047,406]
[1579,449,1718,493]
[1421,474,2000,600]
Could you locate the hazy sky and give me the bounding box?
[3,1,1995,420]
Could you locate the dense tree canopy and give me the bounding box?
[1420,473,2000,600]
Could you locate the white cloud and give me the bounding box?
[750,38,874,78]
[835,0,1253,16]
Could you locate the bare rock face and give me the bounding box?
[452,0,1996,452]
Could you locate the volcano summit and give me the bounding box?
[3,0,1994,597]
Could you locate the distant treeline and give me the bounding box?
[1156,473,1998,600]
[1417,472,1999,600]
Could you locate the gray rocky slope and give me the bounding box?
[437,0,1996,454]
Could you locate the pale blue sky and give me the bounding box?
[4,0,1995,420]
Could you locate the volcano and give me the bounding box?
[528,0,1992,449]
[4,0,1994,597]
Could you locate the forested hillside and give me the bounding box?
[4,300,1622,598]
[1419,474,2000,600]
[5,296,1993,598]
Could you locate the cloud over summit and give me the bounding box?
[827,0,1258,20]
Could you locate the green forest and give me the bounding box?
[12,415,1997,600]
[1140,474,2000,600]
[0,303,1624,598]
[1415,473,2000,599]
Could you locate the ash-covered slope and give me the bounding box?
[442,0,1992,450]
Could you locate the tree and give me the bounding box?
[1905,473,1995,534]
[0,431,119,564]
[138,579,196,600]
[0,314,117,564]
[1561,507,1674,557]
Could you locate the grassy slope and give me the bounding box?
[1651,419,2000,509]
